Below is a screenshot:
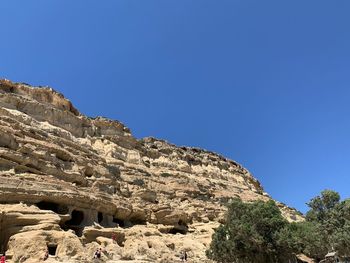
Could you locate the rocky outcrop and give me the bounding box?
[0,79,302,262]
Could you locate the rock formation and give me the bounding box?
[0,79,302,262]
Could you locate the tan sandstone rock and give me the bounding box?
[0,79,302,262]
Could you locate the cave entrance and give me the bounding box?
[0,235,9,255]
[168,227,187,235]
[98,212,103,224]
[167,220,188,235]
[112,217,126,228]
[0,213,10,254]
[112,215,146,228]
[61,210,85,237]
[112,217,136,228]
[67,210,84,225]
[48,244,57,256]
[36,201,69,214]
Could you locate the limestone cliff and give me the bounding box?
[0,79,302,263]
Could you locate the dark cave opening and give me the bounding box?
[112,215,146,228]
[98,212,103,224]
[0,212,13,254]
[36,201,69,214]
[178,220,186,226]
[66,210,84,226]
[112,217,126,227]
[48,244,57,256]
[61,210,85,237]
[168,227,188,235]
[167,220,188,235]
[0,234,9,255]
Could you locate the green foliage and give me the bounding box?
[207,198,290,263]
[304,189,350,257]
[306,189,340,223]
[277,221,327,260]
[208,190,350,263]
[325,199,350,256]
[280,190,350,259]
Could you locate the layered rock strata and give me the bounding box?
[0,79,302,262]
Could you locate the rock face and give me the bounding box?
[0,79,302,262]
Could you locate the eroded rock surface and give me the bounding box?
[0,79,302,262]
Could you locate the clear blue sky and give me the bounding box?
[1,1,350,213]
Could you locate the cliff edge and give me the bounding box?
[0,79,302,262]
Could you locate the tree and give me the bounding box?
[277,221,327,261]
[304,189,350,256]
[207,198,289,263]
[306,189,340,223]
[207,191,350,263]
[328,199,350,256]
[302,190,350,259]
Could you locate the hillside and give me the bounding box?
[0,79,302,262]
